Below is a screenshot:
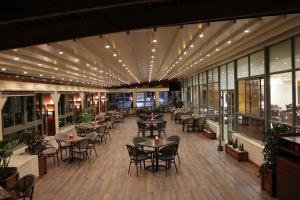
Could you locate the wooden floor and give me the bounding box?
[34,114,274,200]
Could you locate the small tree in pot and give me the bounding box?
[78,108,93,123]
[0,139,19,189]
[259,123,291,197]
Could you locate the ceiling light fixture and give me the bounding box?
[244,29,250,33]
[23,71,27,74]
[58,51,63,55]
[152,48,156,52]
[199,34,204,38]
[152,39,157,43]
[190,44,194,48]
[118,59,122,63]
[39,74,43,77]
[216,48,219,51]
[105,45,110,49]
[13,57,19,60]
[1,68,6,71]
[227,40,232,44]
[113,53,117,57]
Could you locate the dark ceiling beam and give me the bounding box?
[0,0,300,50]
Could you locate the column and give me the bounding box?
[98,92,101,113]
[51,92,60,135]
[155,90,160,108]
[132,92,137,108]
[80,92,85,110]
[0,95,7,140]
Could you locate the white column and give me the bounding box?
[98,92,101,113]
[132,92,137,108]
[51,92,60,135]
[80,92,85,110]
[0,95,8,140]
[155,90,160,108]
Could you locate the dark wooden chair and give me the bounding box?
[85,132,98,156]
[166,135,181,164]
[42,144,60,166]
[70,139,90,165]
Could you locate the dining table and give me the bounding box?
[181,114,200,132]
[138,138,175,171]
[0,186,11,200]
[56,134,84,163]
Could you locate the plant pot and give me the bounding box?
[225,144,248,162]
[261,169,277,197]
[0,167,19,189]
[203,129,217,139]
[38,155,47,176]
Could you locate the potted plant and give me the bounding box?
[78,108,93,123]
[23,130,48,176]
[202,124,217,139]
[225,138,248,162]
[175,101,183,108]
[0,139,19,189]
[259,123,291,197]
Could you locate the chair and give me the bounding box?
[42,144,60,166]
[55,134,70,160]
[194,117,205,131]
[118,112,125,123]
[185,118,194,132]
[158,143,179,177]
[126,145,154,177]
[85,132,98,156]
[137,121,148,137]
[95,126,107,143]
[8,174,36,200]
[157,121,167,137]
[166,135,181,164]
[132,136,155,156]
[70,139,90,164]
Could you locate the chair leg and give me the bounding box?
[128,162,132,174]
[174,160,178,174]
[57,153,60,166]
[94,145,98,157]
[86,152,90,163]
[177,153,181,164]
[135,163,139,177]
[165,161,168,177]
[53,155,56,165]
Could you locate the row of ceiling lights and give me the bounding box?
[169,28,251,79]
[148,37,157,83]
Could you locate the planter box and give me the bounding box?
[0,167,19,189]
[203,129,217,139]
[225,144,248,162]
[261,169,276,197]
[38,155,47,176]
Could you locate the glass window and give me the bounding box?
[237,115,250,136]
[227,62,235,89]
[145,92,155,108]
[220,65,227,90]
[159,92,168,106]
[202,85,207,105]
[250,79,260,114]
[238,80,246,113]
[202,71,207,84]
[208,83,219,109]
[251,118,264,141]
[2,98,13,128]
[270,40,291,73]
[14,97,23,125]
[213,68,218,82]
[26,96,35,122]
[237,57,249,78]
[208,70,213,83]
[270,72,292,125]
[250,51,265,76]
[295,37,300,68]
[136,92,145,108]
[295,71,300,127]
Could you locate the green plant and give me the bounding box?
[23,130,48,156]
[78,109,93,123]
[203,123,212,132]
[175,101,183,108]
[259,123,292,174]
[233,138,238,149]
[227,138,233,145]
[238,143,244,151]
[0,139,19,179]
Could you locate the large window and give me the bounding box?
[207,68,219,122]
[108,93,132,110]
[270,72,292,125]
[159,92,168,106]
[237,57,249,78]
[270,40,291,73]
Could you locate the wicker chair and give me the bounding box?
[157,121,167,137]
[137,121,148,137]
[70,139,90,164]
[166,135,181,164]
[158,143,179,177]
[85,132,98,156]
[42,144,60,166]
[126,144,154,176]
[8,174,36,200]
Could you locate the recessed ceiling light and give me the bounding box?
[105,45,110,49]
[118,59,122,63]
[52,76,55,79]
[122,64,126,67]
[244,29,250,33]
[152,48,156,52]
[54,67,58,70]
[39,74,43,77]
[184,51,187,55]
[227,40,232,44]
[23,71,27,74]
[1,68,6,71]
[275,57,279,60]
[179,57,182,60]
[199,34,204,38]
[125,67,128,70]
[58,51,63,55]
[113,53,117,57]
[190,44,194,48]
[151,56,154,59]
[13,57,19,61]
[38,63,42,66]
[75,58,79,62]
[175,61,178,64]
[151,60,154,63]
[216,48,219,51]
[152,39,157,43]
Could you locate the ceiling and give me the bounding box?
[0,14,300,88]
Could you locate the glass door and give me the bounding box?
[221,90,234,141]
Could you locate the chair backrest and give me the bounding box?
[96,125,106,133]
[137,121,147,129]
[126,144,146,159]
[198,117,206,125]
[158,121,167,129]
[187,117,194,124]
[159,143,178,158]
[12,174,36,199]
[75,139,90,150]
[167,135,181,144]
[85,132,97,140]
[132,136,147,147]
